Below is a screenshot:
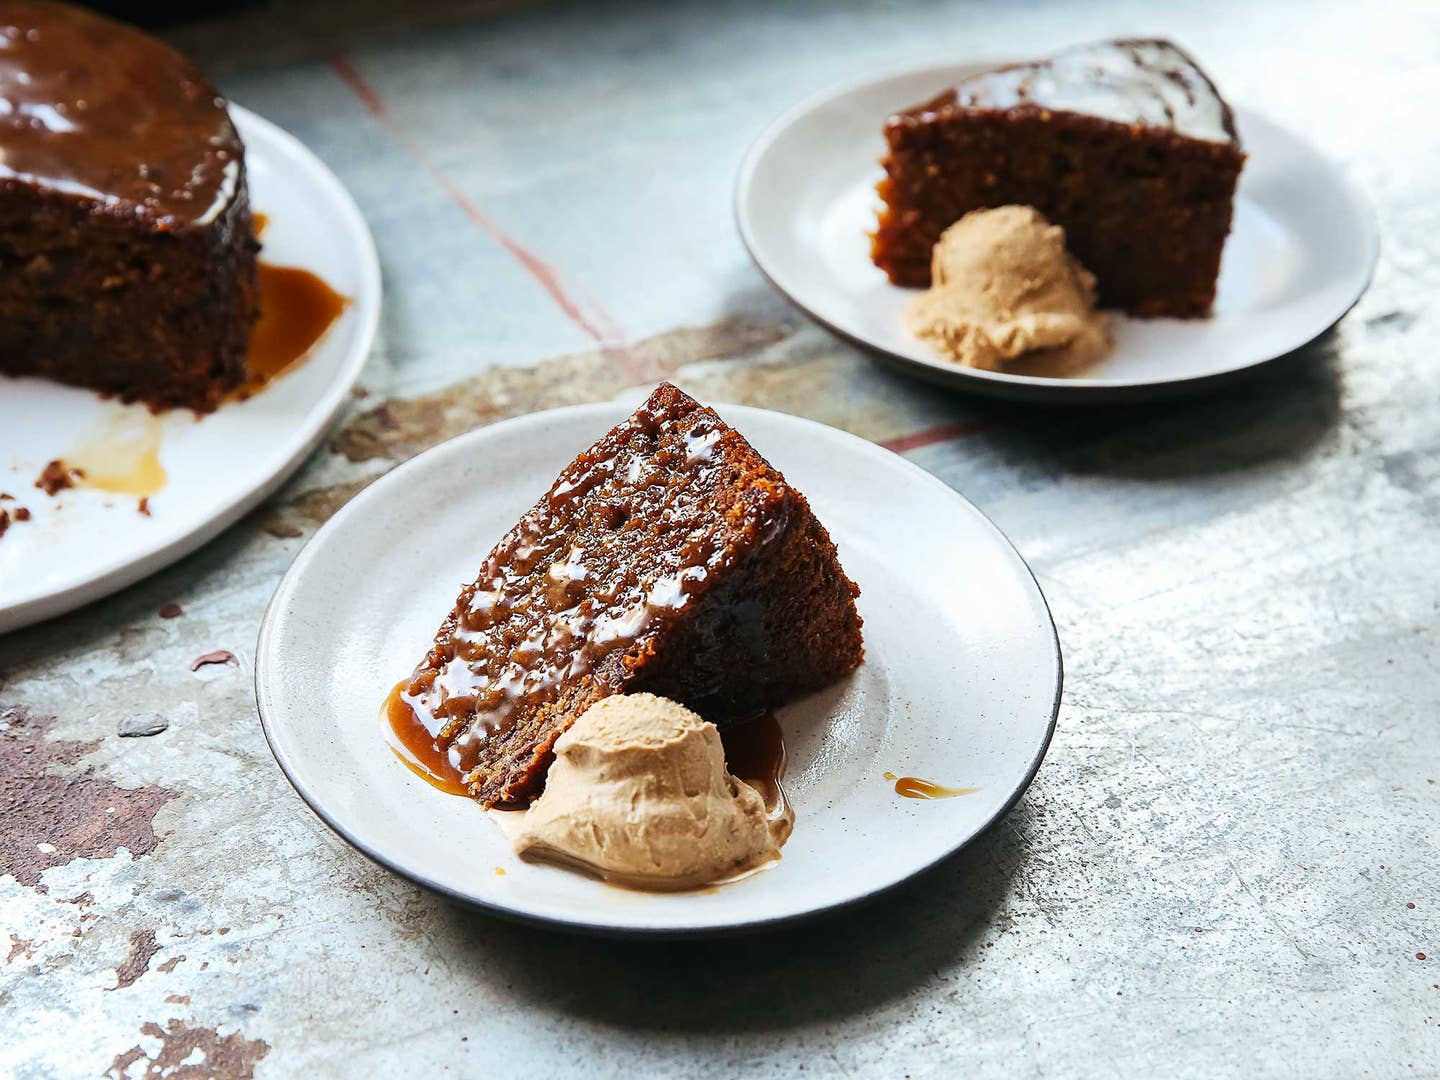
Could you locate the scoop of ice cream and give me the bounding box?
[506,694,788,890]
[903,205,1111,373]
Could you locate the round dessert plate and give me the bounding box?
[0,106,380,634]
[257,401,1062,935]
[736,62,1378,403]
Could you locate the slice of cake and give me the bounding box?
[872,39,1246,317]
[402,383,864,808]
[0,1,259,412]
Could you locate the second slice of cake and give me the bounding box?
[402,383,864,808]
[872,39,1246,317]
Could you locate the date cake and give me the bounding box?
[401,383,865,808]
[872,39,1246,317]
[0,1,259,411]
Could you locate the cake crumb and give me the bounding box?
[35,460,83,496]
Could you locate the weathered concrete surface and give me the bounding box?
[2,0,1437,1076]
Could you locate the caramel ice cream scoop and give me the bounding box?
[903,205,1112,374]
[503,694,790,890]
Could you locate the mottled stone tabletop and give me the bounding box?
[3,0,1437,1076]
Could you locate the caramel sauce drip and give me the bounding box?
[719,711,788,815]
[383,677,477,797]
[886,772,979,800]
[252,211,270,238]
[241,263,349,386]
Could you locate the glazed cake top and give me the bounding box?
[938,38,1237,145]
[0,1,242,226]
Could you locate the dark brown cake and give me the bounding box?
[0,1,259,411]
[872,39,1246,317]
[402,383,865,808]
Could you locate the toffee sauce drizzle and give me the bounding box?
[0,3,245,224]
[384,678,471,797]
[399,399,756,797]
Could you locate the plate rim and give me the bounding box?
[734,60,1380,403]
[0,103,382,634]
[254,399,1063,937]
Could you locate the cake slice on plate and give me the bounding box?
[402,383,865,808]
[872,39,1246,317]
[0,1,259,411]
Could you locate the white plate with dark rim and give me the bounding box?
[736,61,1378,404]
[256,399,1061,936]
[0,105,381,634]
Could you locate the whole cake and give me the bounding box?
[872,39,1246,317]
[0,1,259,412]
[401,383,865,808]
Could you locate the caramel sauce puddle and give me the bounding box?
[382,678,471,797]
[719,711,788,817]
[230,262,349,399]
[883,771,979,799]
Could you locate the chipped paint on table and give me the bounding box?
[2,0,1438,1076]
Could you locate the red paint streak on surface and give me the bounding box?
[190,650,238,672]
[328,54,386,115]
[327,53,625,350]
[877,419,997,455]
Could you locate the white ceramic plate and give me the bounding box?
[0,105,381,633]
[256,400,1062,935]
[736,62,1378,404]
